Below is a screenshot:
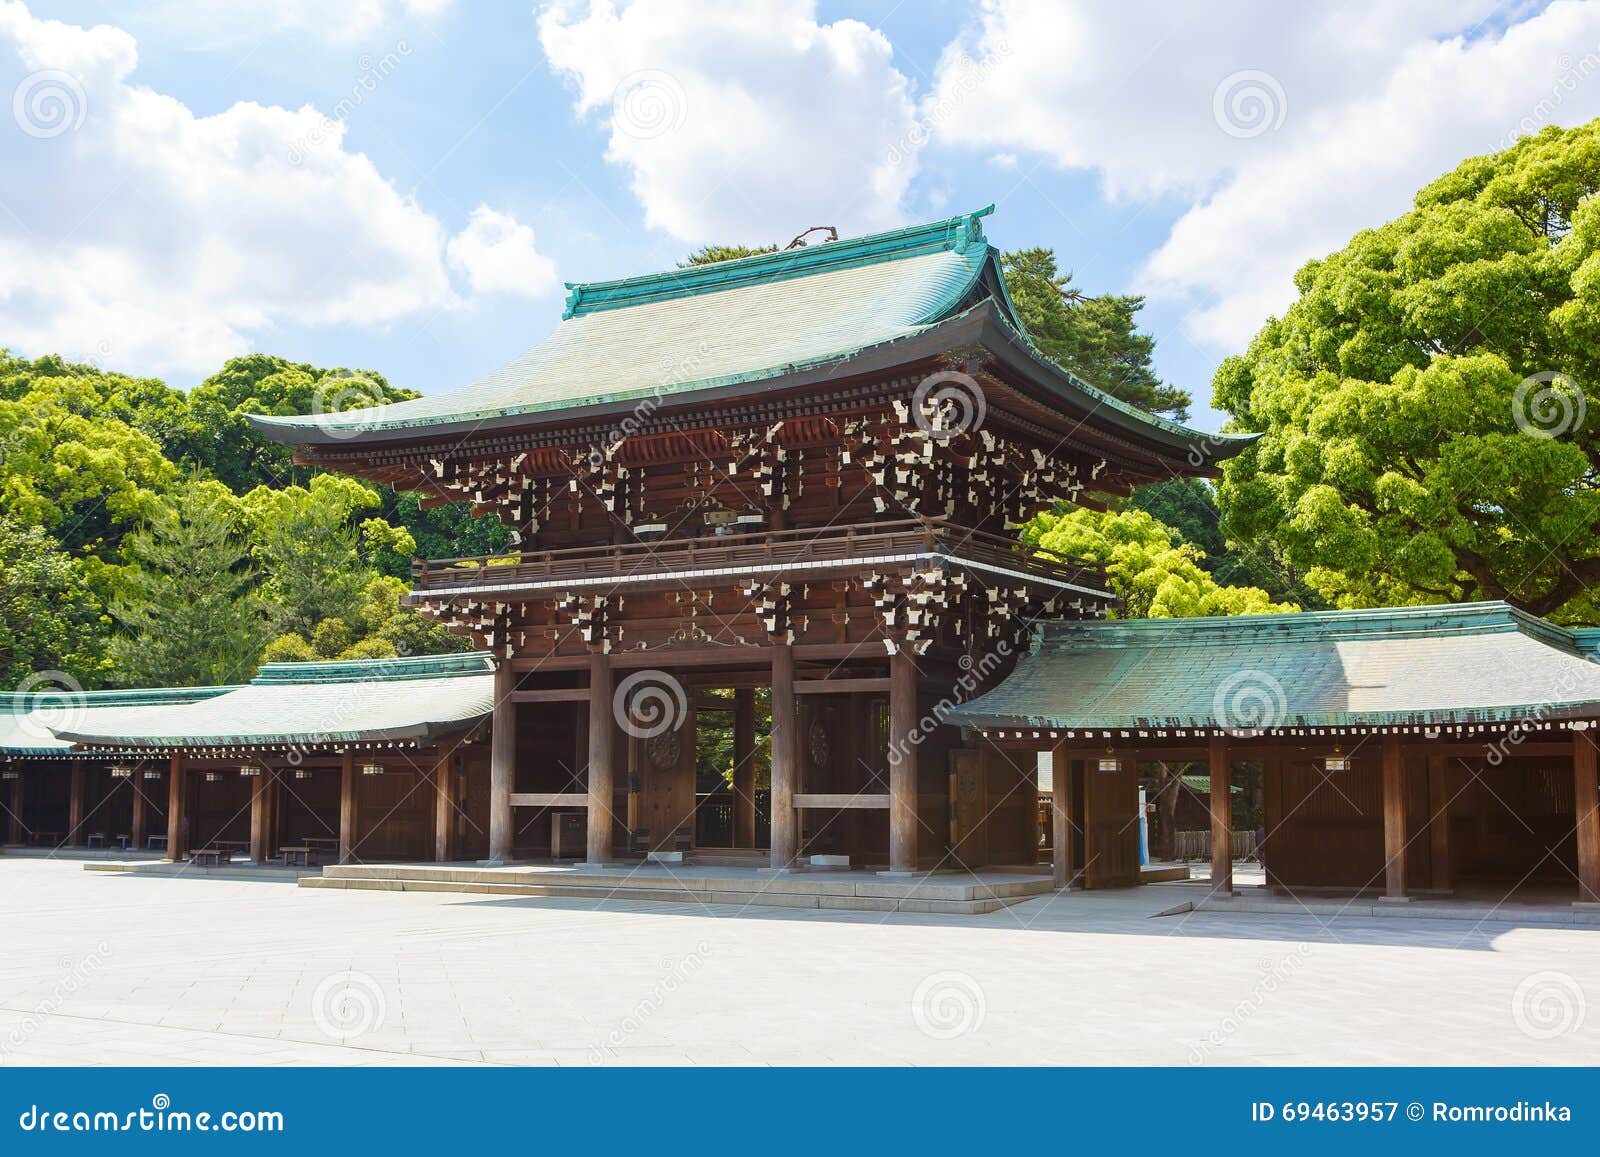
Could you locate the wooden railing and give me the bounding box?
[412,516,1107,595]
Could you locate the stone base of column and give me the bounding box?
[575,861,620,870]
[875,869,916,879]
[477,857,507,867]
[1378,894,1413,904]
[1572,900,1600,910]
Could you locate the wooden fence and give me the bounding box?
[1173,829,1259,861]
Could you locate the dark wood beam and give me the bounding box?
[1208,735,1232,895]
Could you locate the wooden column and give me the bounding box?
[1208,735,1232,894]
[1381,734,1407,900]
[1050,743,1073,890]
[585,652,614,866]
[1261,743,1283,890]
[67,760,85,845]
[165,753,184,862]
[769,643,798,869]
[129,766,148,852]
[338,749,357,865]
[732,688,756,849]
[1427,753,1452,893]
[887,648,919,875]
[1574,731,1600,905]
[249,769,272,863]
[8,769,25,845]
[433,750,454,863]
[487,661,516,864]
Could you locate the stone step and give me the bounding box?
[300,865,1049,914]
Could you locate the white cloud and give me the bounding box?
[447,205,561,297]
[1142,0,1600,349]
[929,0,1600,355]
[537,0,919,244]
[119,0,455,47]
[0,1,553,375]
[929,0,1499,200]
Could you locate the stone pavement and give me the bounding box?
[1,857,1596,1066]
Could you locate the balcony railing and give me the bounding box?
[411,517,1109,597]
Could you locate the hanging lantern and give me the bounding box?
[1096,747,1122,774]
[1,770,18,781]
[108,765,134,779]
[143,769,162,780]
[1324,746,1351,774]
[204,771,221,783]
[238,765,261,778]
[360,762,384,777]
[294,768,313,780]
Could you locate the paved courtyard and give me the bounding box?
[0,857,1596,1066]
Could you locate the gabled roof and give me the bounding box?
[247,207,1254,468]
[946,602,1600,732]
[1,687,235,757]
[45,652,495,751]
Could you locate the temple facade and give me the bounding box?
[248,207,1250,875]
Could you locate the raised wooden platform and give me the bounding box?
[299,862,1056,914]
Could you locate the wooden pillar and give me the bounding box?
[338,749,357,865]
[887,648,919,875]
[585,652,614,866]
[487,661,516,864]
[1261,743,1282,889]
[67,760,85,845]
[769,643,798,869]
[1381,734,1407,900]
[1427,753,1452,893]
[130,765,148,852]
[8,769,24,845]
[249,768,272,863]
[1574,731,1600,905]
[165,753,185,862]
[433,750,454,863]
[733,688,756,849]
[1050,743,1073,890]
[1208,735,1232,894]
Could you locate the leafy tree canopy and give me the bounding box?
[1002,248,1191,419]
[0,518,108,687]
[1214,120,1600,619]
[1025,506,1296,619]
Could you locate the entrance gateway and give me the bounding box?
[249,207,1248,876]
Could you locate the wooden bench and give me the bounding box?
[280,846,316,867]
[190,847,232,867]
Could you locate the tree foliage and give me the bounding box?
[1002,248,1191,419]
[1025,506,1296,619]
[1214,121,1600,619]
[0,518,107,687]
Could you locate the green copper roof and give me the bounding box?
[247,206,1254,464]
[1,687,235,756]
[947,602,1600,732]
[43,653,495,750]
[252,209,999,438]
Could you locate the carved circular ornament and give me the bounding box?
[808,718,830,768]
[647,731,682,770]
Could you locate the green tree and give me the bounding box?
[109,480,264,686]
[0,518,108,687]
[1215,121,1600,619]
[1001,248,1191,419]
[1025,506,1296,619]
[1126,478,1321,607]
[681,244,778,266]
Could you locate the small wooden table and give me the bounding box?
[190,847,233,866]
[146,835,167,851]
[280,846,317,867]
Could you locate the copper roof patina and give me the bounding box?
[246,207,1256,466]
[947,602,1600,733]
[39,652,495,751]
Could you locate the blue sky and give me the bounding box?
[4,1,1594,433]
